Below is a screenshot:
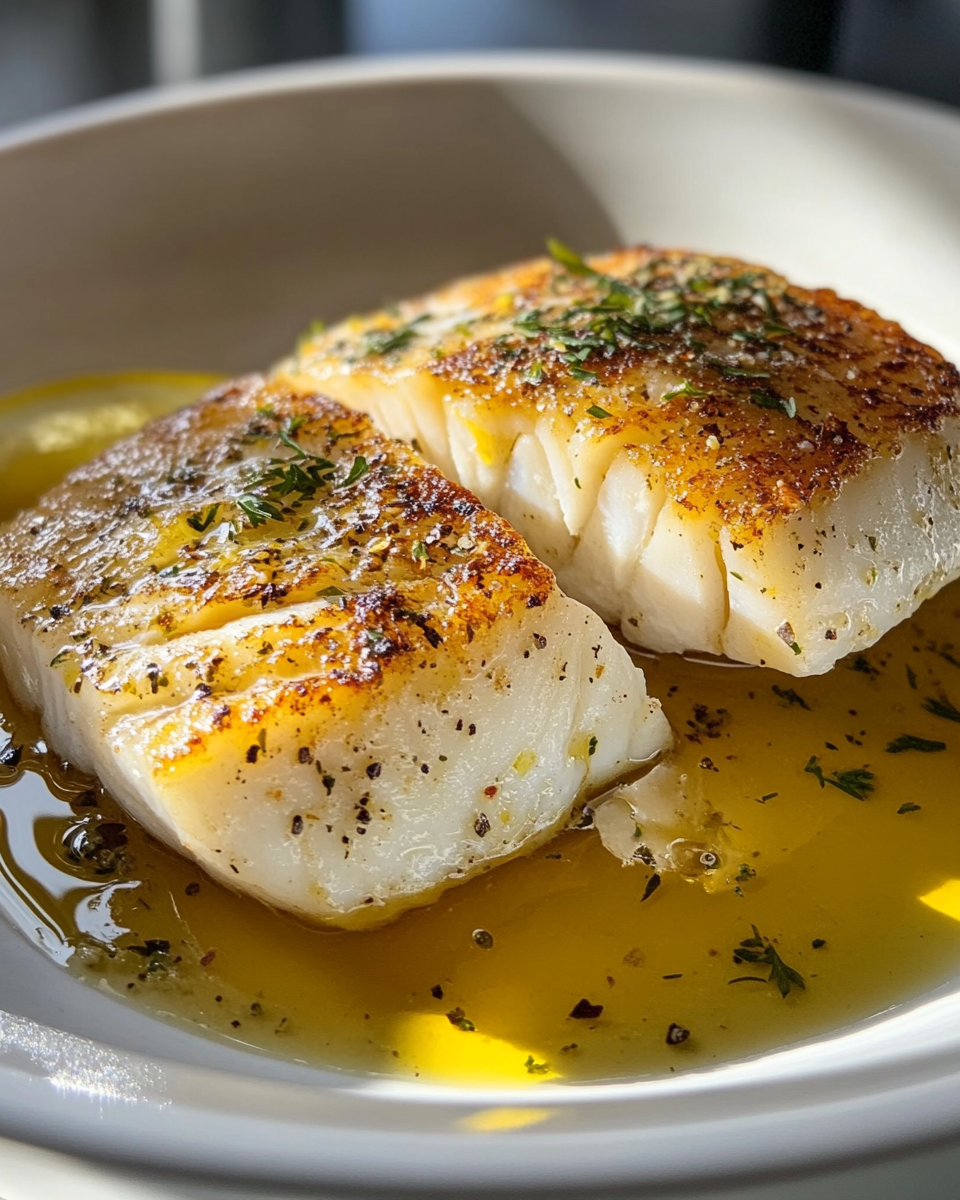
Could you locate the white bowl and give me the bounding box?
[1,54,960,1197]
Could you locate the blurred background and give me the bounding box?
[1,0,960,132]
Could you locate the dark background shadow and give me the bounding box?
[2,0,959,133]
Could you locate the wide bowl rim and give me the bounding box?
[1,51,959,1192]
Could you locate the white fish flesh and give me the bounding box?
[280,246,960,676]
[0,378,670,927]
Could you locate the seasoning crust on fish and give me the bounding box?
[0,379,669,927]
[281,245,960,675]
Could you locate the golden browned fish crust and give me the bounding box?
[286,246,960,540]
[0,376,553,701]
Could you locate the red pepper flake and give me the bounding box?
[431,984,444,999]
[569,998,603,1020]
[666,1023,690,1045]
[200,949,216,967]
[366,762,382,779]
[246,744,260,764]
[298,747,312,764]
[474,813,490,837]
[483,785,498,797]
[185,882,200,896]
[291,814,304,835]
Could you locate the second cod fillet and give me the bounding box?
[281,245,960,676]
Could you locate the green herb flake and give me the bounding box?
[524,1055,550,1075]
[731,925,805,998]
[570,366,599,384]
[237,494,283,528]
[586,404,612,419]
[587,735,598,757]
[318,585,346,599]
[735,864,757,883]
[446,1007,475,1032]
[772,685,810,710]
[663,380,708,401]
[886,734,947,754]
[296,318,326,349]
[185,503,220,534]
[361,316,427,357]
[339,456,370,489]
[524,359,544,385]
[546,237,594,276]
[804,756,875,800]
[897,802,922,815]
[922,694,960,723]
[730,571,743,581]
[412,540,429,563]
[749,389,796,418]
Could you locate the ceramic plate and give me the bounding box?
[1,54,959,1196]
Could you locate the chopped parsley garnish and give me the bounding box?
[364,629,391,654]
[663,380,708,401]
[922,693,960,723]
[446,1007,475,1031]
[361,315,428,357]
[749,388,796,418]
[586,404,612,419]
[524,359,544,385]
[339,455,369,489]
[547,237,594,276]
[185,503,220,533]
[318,585,346,599]
[886,734,947,754]
[732,926,805,998]
[587,735,598,756]
[237,493,283,528]
[570,365,599,383]
[897,802,922,815]
[411,540,429,564]
[804,756,875,800]
[296,318,325,349]
[524,1055,550,1075]
[735,864,757,882]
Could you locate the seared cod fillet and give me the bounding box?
[280,246,960,675]
[0,379,669,928]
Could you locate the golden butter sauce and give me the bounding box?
[0,374,959,1087]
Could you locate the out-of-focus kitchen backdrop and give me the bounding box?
[1,0,960,132]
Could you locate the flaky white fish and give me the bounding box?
[0,379,669,927]
[281,246,960,675]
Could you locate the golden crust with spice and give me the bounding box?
[286,246,960,540]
